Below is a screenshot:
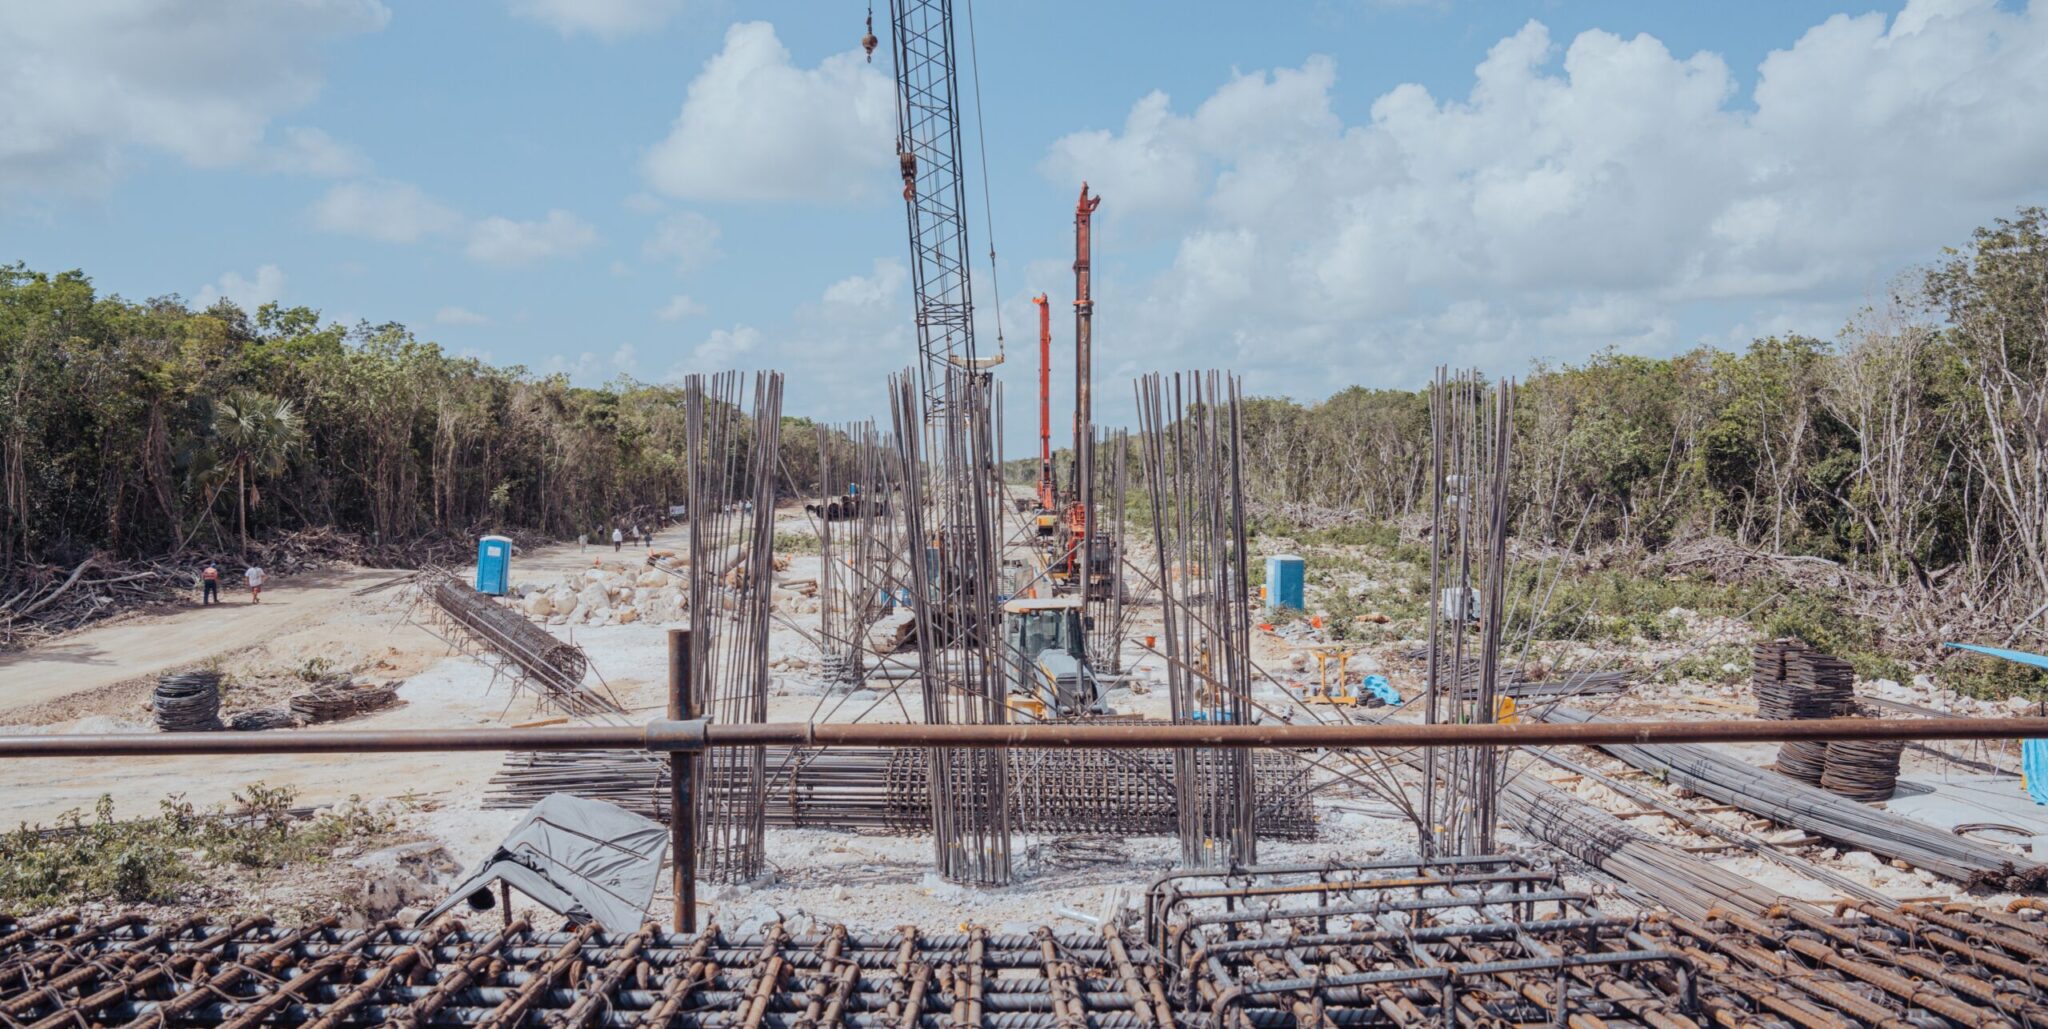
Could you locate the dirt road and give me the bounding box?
[0,567,410,715]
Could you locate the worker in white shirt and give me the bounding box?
[244,564,267,604]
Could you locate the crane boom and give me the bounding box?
[886,0,988,418]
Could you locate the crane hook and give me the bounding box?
[862,8,878,62]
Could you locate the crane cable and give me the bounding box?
[961,0,1005,360]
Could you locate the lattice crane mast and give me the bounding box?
[871,0,1000,423]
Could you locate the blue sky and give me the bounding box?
[6,0,2047,449]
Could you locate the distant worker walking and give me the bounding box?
[201,561,220,605]
[244,564,267,604]
[612,527,623,552]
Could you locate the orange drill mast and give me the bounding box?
[1035,293,1054,512]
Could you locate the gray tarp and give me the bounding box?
[419,793,669,933]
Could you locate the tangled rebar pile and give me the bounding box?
[227,708,296,731]
[287,680,399,724]
[151,671,223,732]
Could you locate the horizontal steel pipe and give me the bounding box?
[3,715,2047,758]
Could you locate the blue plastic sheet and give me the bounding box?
[1946,642,2048,806]
[1361,674,1401,706]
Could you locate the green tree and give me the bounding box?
[209,390,304,556]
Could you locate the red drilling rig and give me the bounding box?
[1043,184,1114,600]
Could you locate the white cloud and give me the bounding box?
[643,212,722,272]
[821,259,908,309]
[509,0,683,40]
[1038,0,2048,399]
[312,184,601,270]
[0,1,387,197]
[257,126,369,177]
[657,295,706,321]
[310,180,463,243]
[545,352,600,379]
[612,343,640,371]
[435,306,491,326]
[642,22,894,203]
[465,210,600,266]
[195,265,286,311]
[691,324,762,367]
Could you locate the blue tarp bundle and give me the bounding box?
[1946,642,2048,806]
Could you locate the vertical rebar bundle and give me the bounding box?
[1421,369,1516,858]
[1135,371,1256,868]
[1086,428,1132,673]
[682,371,783,884]
[890,369,1012,886]
[812,422,902,687]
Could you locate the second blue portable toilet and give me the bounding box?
[1265,554,1305,613]
[476,535,513,596]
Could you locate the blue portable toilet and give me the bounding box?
[476,535,513,596]
[1265,554,1305,613]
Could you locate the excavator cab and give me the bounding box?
[1003,596,1109,719]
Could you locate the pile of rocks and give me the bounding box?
[506,559,821,628]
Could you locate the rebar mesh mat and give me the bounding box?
[11,889,2048,1026]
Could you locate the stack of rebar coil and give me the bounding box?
[1753,639,1854,784]
[1821,735,1906,801]
[151,671,223,732]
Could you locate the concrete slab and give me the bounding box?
[1884,773,2046,856]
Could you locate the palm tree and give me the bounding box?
[211,390,304,555]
